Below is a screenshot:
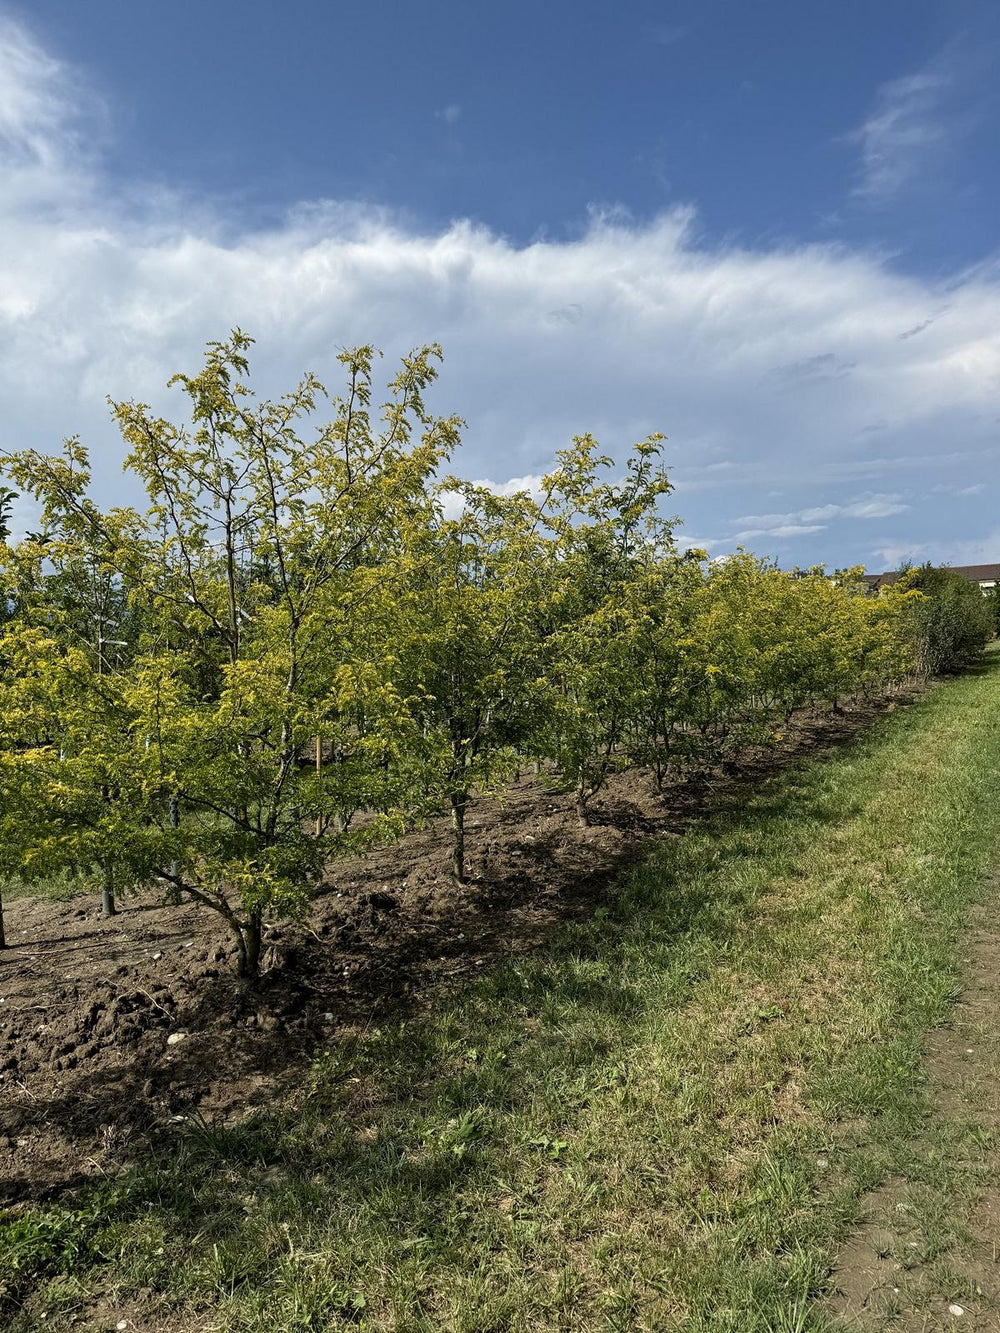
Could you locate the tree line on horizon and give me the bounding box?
[0,334,992,976]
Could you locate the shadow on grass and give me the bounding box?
[1,687,941,1199]
[0,674,955,1248]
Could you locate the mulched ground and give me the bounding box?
[0,694,915,1207]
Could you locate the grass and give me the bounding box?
[0,866,90,904]
[6,658,1000,1331]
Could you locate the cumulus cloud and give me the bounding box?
[438,473,546,520]
[0,16,998,571]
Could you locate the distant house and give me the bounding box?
[862,563,1000,594]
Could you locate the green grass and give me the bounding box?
[7,659,1000,1331]
[0,866,90,903]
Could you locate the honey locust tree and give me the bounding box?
[0,624,68,950]
[675,555,814,757]
[535,433,678,825]
[0,619,158,925]
[398,480,547,882]
[1,333,461,978]
[619,550,706,789]
[0,486,15,946]
[0,451,148,919]
[844,573,920,694]
[0,487,15,545]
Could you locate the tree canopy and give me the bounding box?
[0,334,979,976]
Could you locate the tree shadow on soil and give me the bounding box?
[0,683,936,1214]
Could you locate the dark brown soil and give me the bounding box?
[0,694,915,1207]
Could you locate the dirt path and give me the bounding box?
[0,695,912,1207]
[826,898,1000,1329]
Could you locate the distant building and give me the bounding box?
[862,563,1000,593]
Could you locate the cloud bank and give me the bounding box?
[0,15,998,570]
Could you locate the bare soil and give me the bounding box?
[0,695,915,1207]
[826,901,1000,1329]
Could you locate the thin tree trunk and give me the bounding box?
[236,910,263,980]
[101,864,117,917]
[0,884,6,949]
[167,793,183,904]
[575,777,590,828]
[99,773,116,916]
[450,790,467,883]
[315,735,323,837]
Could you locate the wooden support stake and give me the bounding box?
[315,735,322,837]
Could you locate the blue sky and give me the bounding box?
[1,1,998,568]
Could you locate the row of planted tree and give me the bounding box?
[0,335,992,976]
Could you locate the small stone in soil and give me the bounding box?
[949,1305,965,1317]
[166,1032,187,1046]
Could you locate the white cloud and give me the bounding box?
[0,17,998,570]
[869,531,1000,570]
[437,473,546,520]
[849,71,949,202]
[678,535,724,554]
[435,103,461,125]
[731,495,909,542]
[732,523,826,542]
[479,473,546,498]
[0,16,75,165]
[808,496,909,521]
[0,16,105,207]
[932,481,987,498]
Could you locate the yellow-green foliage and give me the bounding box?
[0,334,956,973]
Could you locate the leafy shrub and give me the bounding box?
[898,564,995,674]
